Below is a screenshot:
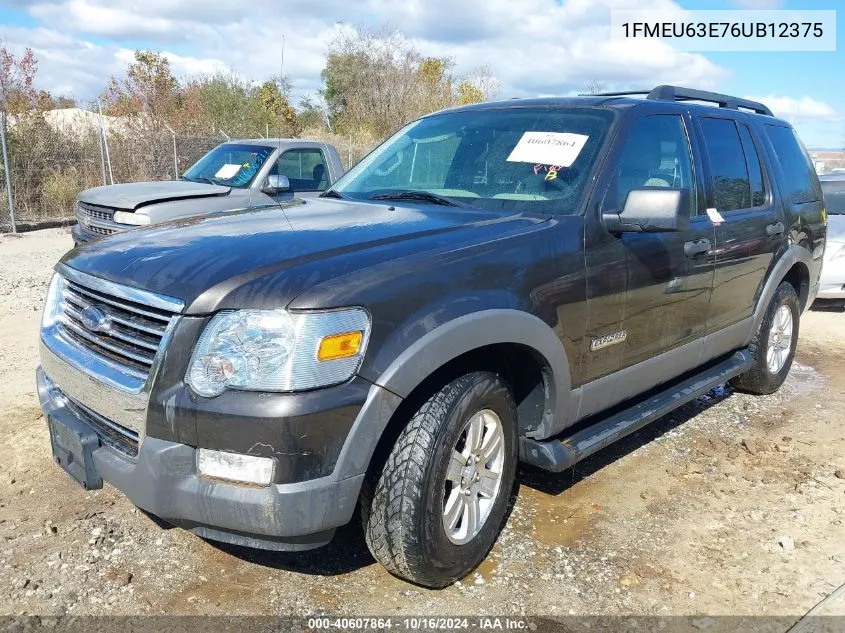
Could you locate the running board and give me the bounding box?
[519,350,753,472]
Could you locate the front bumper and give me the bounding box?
[37,366,366,550]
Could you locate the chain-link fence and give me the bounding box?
[0,113,376,232]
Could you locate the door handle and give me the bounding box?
[766,222,785,237]
[684,238,711,258]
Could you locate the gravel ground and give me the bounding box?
[1,228,844,619]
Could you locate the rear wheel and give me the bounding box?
[732,281,799,395]
[361,371,517,588]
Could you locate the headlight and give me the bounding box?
[113,211,150,226]
[41,273,65,329]
[186,308,370,397]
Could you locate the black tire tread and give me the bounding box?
[732,281,799,395]
[363,374,471,584]
[362,371,511,587]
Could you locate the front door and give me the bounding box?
[615,113,714,367]
[581,111,715,414]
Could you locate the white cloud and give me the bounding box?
[3,0,727,106]
[744,95,839,122]
[728,0,784,8]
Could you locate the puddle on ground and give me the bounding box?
[520,487,595,547]
[783,361,825,398]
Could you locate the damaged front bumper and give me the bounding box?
[37,366,366,550]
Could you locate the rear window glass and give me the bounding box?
[764,125,822,205]
[821,180,845,214]
[737,124,766,207]
[699,118,751,212]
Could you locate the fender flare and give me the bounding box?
[330,309,572,481]
[745,245,812,346]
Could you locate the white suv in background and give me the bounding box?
[819,173,845,303]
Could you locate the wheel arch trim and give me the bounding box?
[746,245,812,346]
[331,309,572,481]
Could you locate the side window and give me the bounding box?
[764,125,823,204]
[273,149,329,192]
[607,114,696,215]
[699,118,751,212]
[737,124,766,207]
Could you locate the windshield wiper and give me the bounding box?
[319,188,345,199]
[183,176,218,186]
[369,190,466,207]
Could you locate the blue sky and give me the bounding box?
[0,0,841,147]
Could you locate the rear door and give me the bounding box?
[695,116,783,345]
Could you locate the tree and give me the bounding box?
[0,42,37,115]
[319,26,501,137]
[255,78,299,136]
[101,50,180,122]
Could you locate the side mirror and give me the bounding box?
[603,188,691,233]
[262,174,291,196]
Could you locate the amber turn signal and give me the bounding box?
[317,331,363,361]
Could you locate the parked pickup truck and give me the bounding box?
[72,138,345,244]
[38,86,825,587]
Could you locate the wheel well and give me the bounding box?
[365,344,550,478]
[782,262,810,310]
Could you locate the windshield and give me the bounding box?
[821,179,845,215]
[333,107,614,215]
[182,143,274,188]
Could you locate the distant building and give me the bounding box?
[810,149,845,174]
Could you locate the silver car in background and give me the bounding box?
[72,139,345,244]
[819,173,845,303]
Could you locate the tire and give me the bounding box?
[732,281,799,395]
[361,371,517,588]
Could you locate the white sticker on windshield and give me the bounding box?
[214,164,242,179]
[506,132,589,167]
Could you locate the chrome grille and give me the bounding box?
[65,389,139,457]
[57,279,176,381]
[76,202,120,236]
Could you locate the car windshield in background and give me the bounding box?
[333,107,615,215]
[821,179,845,215]
[182,144,274,188]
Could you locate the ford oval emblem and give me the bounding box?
[79,306,109,333]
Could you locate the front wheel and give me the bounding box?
[732,281,799,395]
[361,371,517,588]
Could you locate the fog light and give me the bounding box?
[196,449,275,486]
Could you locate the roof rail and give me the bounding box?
[584,85,773,116]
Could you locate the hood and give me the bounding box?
[79,180,232,211]
[61,199,544,313]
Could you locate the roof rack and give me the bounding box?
[584,85,773,117]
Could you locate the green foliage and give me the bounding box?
[319,27,500,137]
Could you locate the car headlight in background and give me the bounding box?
[113,211,150,226]
[186,308,370,397]
[41,273,65,329]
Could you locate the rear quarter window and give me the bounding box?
[764,125,822,204]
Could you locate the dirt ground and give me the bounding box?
[1,228,844,619]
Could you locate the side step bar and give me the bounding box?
[519,350,753,472]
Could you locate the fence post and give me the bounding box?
[0,113,16,233]
[164,124,178,178]
[97,101,114,184]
